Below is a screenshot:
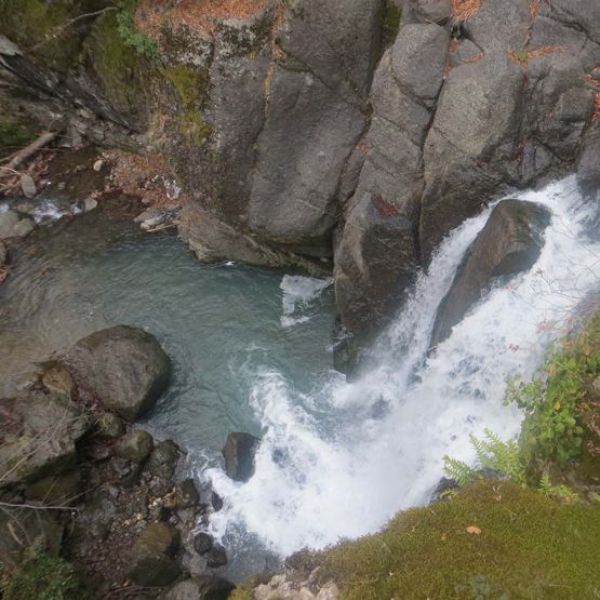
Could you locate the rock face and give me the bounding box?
[430,200,551,347]
[222,432,260,482]
[3,1,600,340]
[63,325,171,421]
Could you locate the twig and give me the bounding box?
[0,501,79,512]
[7,131,59,170]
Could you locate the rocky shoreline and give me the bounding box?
[0,323,245,598]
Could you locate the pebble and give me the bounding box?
[20,174,37,199]
[84,197,98,212]
[12,217,35,238]
[93,159,105,172]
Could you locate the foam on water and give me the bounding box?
[280,275,333,328]
[206,177,600,556]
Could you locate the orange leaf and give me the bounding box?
[466,525,482,535]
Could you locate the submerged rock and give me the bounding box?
[63,325,171,421]
[193,532,213,555]
[206,544,227,568]
[430,200,551,348]
[222,432,260,482]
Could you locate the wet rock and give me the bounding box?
[146,439,180,479]
[0,240,7,265]
[193,532,213,555]
[206,544,227,568]
[222,432,260,482]
[211,491,223,512]
[164,576,235,600]
[63,325,171,422]
[0,210,20,238]
[83,197,98,212]
[127,522,181,587]
[577,122,600,198]
[430,200,552,348]
[11,217,35,238]
[430,477,459,503]
[113,430,154,464]
[96,412,125,439]
[176,479,200,509]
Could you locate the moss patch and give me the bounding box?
[0,122,36,153]
[316,481,600,599]
[382,0,402,48]
[3,555,82,600]
[84,8,147,120]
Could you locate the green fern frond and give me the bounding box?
[443,456,477,487]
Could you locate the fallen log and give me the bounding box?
[6,130,58,170]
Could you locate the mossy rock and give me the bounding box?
[316,480,600,599]
[83,8,148,126]
[0,121,36,153]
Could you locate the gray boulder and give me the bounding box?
[63,325,171,422]
[430,200,551,347]
[577,122,600,198]
[222,432,260,482]
[0,210,20,239]
[146,439,181,479]
[164,576,235,600]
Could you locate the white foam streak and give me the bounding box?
[206,177,600,556]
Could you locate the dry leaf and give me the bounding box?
[466,525,482,535]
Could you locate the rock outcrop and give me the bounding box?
[430,199,551,347]
[2,0,600,341]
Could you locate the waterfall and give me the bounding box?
[205,176,600,557]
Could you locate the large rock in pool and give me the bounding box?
[164,576,235,600]
[222,432,260,483]
[430,200,551,348]
[63,326,171,421]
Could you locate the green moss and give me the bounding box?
[3,555,81,600]
[163,64,210,110]
[179,111,212,145]
[316,481,600,599]
[84,9,146,119]
[382,0,402,48]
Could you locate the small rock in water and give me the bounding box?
[0,210,20,239]
[93,159,105,172]
[206,544,227,568]
[211,491,224,511]
[193,532,213,555]
[222,432,260,482]
[113,430,154,464]
[12,217,35,238]
[20,173,37,198]
[83,197,98,212]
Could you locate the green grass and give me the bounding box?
[317,481,600,599]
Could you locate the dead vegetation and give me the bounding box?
[508,45,564,66]
[135,0,266,37]
[451,0,481,21]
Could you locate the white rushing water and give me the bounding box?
[205,177,600,556]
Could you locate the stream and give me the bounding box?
[1,177,599,581]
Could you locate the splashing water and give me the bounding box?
[205,177,600,557]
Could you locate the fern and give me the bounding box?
[443,456,478,487]
[538,472,579,502]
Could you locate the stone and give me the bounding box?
[12,217,35,238]
[93,159,105,172]
[211,491,223,512]
[406,0,452,24]
[176,479,200,509]
[63,325,172,421]
[96,412,125,439]
[0,210,20,238]
[193,532,213,555]
[113,430,154,464]
[577,123,600,198]
[430,200,551,348]
[0,240,7,265]
[206,544,227,568]
[164,576,235,600]
[127,522,181,587]
[20,173,37,198]
[83,197,98,212]
[146,439,180,479]
[0,392,91,484]
[222,432,260,482]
